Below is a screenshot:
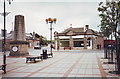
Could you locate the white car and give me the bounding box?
[34,45,41,49]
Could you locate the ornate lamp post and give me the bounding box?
[45,18,57,54]
[0,0,13,73]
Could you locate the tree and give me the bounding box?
[39,35,49,45]
[98,0,120,74]
[98,1,120,39]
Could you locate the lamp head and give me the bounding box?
[48,18,52,21]
[45,19,48,24]
[53,18,57,24]
[46,18,57,24]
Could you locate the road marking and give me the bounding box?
[96,54,107,79]
[24,54,71,77]
[63,53,84,77]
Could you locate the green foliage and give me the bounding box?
[98,1,120,39]
[39,35,48,45]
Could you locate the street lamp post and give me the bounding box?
[45,18,57,54]
[3,0,6,73]
[1,0,13,73]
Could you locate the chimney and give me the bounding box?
[70,24,72,29]
[85,25,89,30]
[33,32,35,39]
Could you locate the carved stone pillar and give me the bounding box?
[92,37,96,50]
[56,37,60,50]
[54,37,57,49]
[69,36,73,49]
[84,36,87,49]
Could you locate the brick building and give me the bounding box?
[54,25,104,50]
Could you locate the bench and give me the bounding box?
[64,47,71,50]
[41,53,53,58]
[47,53,53,57]
[26,55,43,63]
[0,64,6,74]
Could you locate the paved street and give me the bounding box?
[0,48,119,78]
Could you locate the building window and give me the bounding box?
[60,41,69,47]
[74,41,84,47]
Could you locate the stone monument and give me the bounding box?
[9,15,29,56]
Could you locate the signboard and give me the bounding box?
[104,40,116,49]
[104,40,116,45]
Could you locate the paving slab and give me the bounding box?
[0,49,120,78]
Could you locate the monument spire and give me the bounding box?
[14,15,26,41]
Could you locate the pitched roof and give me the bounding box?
[55,26,103,37]
[62,27,84,33]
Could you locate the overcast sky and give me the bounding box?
[0,0,105,39]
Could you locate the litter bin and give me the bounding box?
[43,50,47,59]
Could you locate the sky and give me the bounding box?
[0,0,105,39]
